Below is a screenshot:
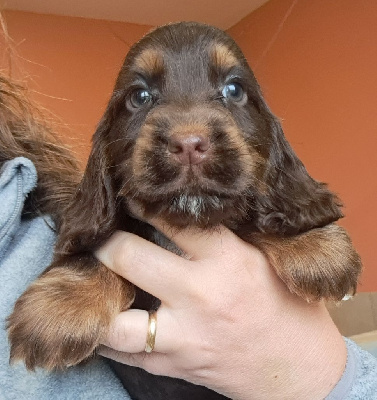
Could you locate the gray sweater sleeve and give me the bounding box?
[326,338,377,400]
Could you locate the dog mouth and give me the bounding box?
[129,154,250,198]
[121,151,257,227]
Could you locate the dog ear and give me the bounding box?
[55,114,118,257]
[255,116,343,236]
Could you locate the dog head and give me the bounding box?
[107,22,273,227]
[60,22,343,253]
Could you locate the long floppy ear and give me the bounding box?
[55,115,118,257]
[255,116,343,236]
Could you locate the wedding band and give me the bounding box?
[145,310,157,353]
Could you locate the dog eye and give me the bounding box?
[222,82,245,103]
[129,89,153,108]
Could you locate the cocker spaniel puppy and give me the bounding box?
[8,22,361,399]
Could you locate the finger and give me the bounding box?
[100,308,177,354]
[101,309,149,353]
[97,346,177,378]
[150,219,244,260]
[95,231,191,302]
[97,345,144,366]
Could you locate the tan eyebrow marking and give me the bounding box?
[211,43,239,70]
[133,48,164,75]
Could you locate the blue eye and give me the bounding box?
[129,89,153,108]
[222,82,246,103]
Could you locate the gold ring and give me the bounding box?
[145,310,157,353]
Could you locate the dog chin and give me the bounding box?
[163,195,227,228]
[127,194,247,229]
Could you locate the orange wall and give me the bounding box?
[1,11,152,163]
[229,0,377,292]
[1,3,376,291]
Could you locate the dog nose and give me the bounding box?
[168,135,210,165]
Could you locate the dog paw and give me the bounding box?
[7,257,135,370]
[251,224,362,302]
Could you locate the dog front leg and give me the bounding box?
[7,255,135,370]
[243,224,362,302]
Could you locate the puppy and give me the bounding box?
[8,22,362,399]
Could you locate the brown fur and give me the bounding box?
[211,43,240,70]
[249,224,361,301]
[0,74,81,226]
[133,48,164,76]
[8,257,134,370]
[8,22,361,388]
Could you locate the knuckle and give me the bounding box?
[112,235,141,272]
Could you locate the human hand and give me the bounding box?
[96,225,346,400]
